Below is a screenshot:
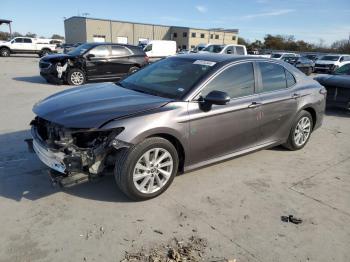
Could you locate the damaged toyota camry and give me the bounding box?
[28,54,326,200]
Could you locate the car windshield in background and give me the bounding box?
[203,45,224,53]
[319,55,340,61]
[67,43,93,56]
[119,57,215,99]
[271,54,282,58]
[334,64,350,75]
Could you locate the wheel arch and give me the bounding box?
[146,133,186,173]
[300,106,317,129]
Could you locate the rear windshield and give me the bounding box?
[319,55,340,61]
[202,45,224,53]
[119,57,216,99]
[271,54,282,58]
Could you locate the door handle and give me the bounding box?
[292,93,301,99]
[248,101,262,108]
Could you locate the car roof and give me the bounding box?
[85,42,139,49]
[175,53,277,64]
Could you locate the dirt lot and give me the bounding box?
[0,55,349,262]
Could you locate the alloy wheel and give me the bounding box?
[294,116,311,147]
[133,148,173,194]
[70,71,84,85]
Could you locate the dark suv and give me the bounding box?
[39,43,149,85]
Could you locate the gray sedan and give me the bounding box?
[29,54,326,200]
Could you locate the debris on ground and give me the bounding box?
[281,215,303,224]
[120,236,210,261]
[153,229,164,235]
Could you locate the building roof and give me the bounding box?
[65,16,239,33]
[0,19,12,25]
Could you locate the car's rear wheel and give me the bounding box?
[67,68,86,86]
[283,110,313,150]
[114,137,179,200]
[39,49,51,57]
[0,47,10,57]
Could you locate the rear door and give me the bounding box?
[109,45,133,77]
[256,62,299,144]
[22,38,34,51]
[188,62,262,165]
[85,45,111,79]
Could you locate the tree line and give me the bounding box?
[0,31,64,40]
[238,34,350,54]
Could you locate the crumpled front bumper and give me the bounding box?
[30,126,66,174]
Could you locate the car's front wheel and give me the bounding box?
[283,110,313,150]
[114,137,179,200]
[67,68,86,86]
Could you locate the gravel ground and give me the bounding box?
[0,55,349,262]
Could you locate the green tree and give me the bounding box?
[51,34,64,40]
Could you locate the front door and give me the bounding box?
[85,45,111,79]
[255,61,299,144]
[188,62,261,165]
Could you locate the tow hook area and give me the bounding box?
[49,169,102,188]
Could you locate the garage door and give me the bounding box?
[117,37,128,44]
[93,36,106,42]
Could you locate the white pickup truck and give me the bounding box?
[0,37,57,57]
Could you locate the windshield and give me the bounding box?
[334,64,350,75]
[118,57,216,99]
[319,55,340,61]
[202,45,224,53]
[271,54,282,58]
[68,43,93,56]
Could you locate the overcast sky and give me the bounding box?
[1,0,350,45]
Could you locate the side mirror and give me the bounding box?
[204,90,230,105]
[86,53,95,60]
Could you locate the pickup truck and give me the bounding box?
[0,37,57,57]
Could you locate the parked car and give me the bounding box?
[302,54,320,62]
[0,37,57,57]
[201,44,247,55]
[314,54,350,73]
[28,54,325,200]
[282,56,315,75]
[271,52,298,60]
[39,42,149,85]
[143,40,176,61]
[314,63,350,109]
[191,43,208,53]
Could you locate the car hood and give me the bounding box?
[314,74,350,89]
[315,60,337,64]
[41,53,75,62]
[33,82,172,128]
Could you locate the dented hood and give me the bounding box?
[33,82,172,128]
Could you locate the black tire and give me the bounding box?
[39,49,50,58]
[67,68,86,86]
[128,66,140,75]
[0,47,10,57]
[114,137,179,200]
[283,110,313,151]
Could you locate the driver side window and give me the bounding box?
[201,62,255,99]
[88,45,110,57]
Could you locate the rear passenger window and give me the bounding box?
[23,38,32,43]
[201,62,255,99]
[285,70,296,87]
[111,46,131,56]
[235,46,245,55]
[258,62,286,92]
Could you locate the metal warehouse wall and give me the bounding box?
[111,22,134,44]
[86,19,111,42]
[64,17,87,44]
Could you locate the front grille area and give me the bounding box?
[39,61,51,69]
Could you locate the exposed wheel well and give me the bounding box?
[147,133,185,173]
[303,107,317,129]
